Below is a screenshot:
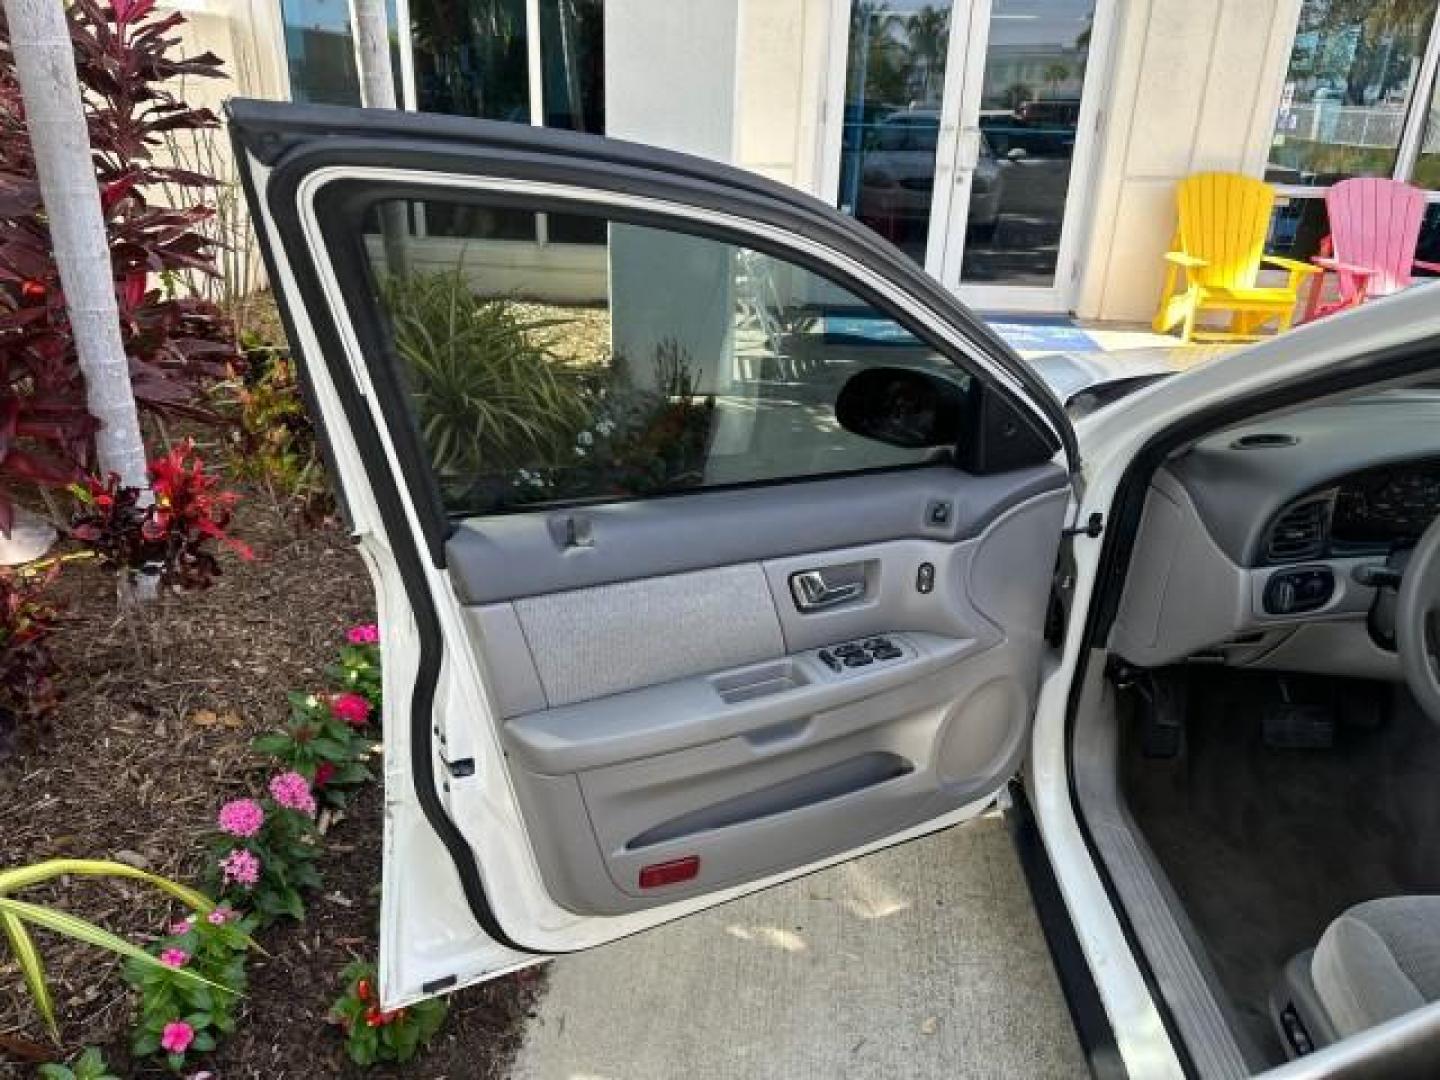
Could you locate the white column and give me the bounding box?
[603,0,742,394]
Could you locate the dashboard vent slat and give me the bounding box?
[1266,500,1327,562]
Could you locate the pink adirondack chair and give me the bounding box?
[1304,178,1440,321]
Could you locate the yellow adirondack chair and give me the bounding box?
[1153,172,1319,343]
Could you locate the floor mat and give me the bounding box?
[1123,672,1440,1063]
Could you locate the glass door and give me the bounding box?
[830,0,1109,312]
[834,1,968,272]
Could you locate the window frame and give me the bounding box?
[313,172,1057,538]
[1268,2,1440,231]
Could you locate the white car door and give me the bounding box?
[229,98,1086,1008]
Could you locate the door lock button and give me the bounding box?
[916,562,935,594]
[925,500,953,527]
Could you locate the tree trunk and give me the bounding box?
[3,0,148,492]
[348,0,410,277]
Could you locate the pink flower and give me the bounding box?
[217,798,264,838]
[159,948,189,968]
[347,623,379,645]
[219,848,261,887]
[169,916,194,935]
[268,770,317,816]
[328,692,371,727]
[206,907,234,926]
[160,1020,195,1054]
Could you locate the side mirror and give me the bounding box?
[835,366,969,449]
[1006,147,1028,162]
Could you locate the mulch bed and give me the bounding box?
[0,478,542,1078]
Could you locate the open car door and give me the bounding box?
[229,100,1079,1008]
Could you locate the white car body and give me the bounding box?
[230,98,1440,1079]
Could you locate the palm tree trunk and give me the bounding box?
[4,0,148,491]
[348,0,409,276]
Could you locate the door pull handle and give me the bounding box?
[790,570,864,611]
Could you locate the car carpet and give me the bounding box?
[1121,672,1440,1065]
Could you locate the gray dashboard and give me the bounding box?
[1166,392,1440,568]
[1111,391,1440,678]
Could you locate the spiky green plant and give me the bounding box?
[0,860,241,1041]
[380,271,589,494]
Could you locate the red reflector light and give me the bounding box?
[638,856,700,889]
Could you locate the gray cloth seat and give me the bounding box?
[1311,896,1440,1040]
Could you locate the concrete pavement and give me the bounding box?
[511,811,1087,1080]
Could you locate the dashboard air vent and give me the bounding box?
[1266,500,1326,562]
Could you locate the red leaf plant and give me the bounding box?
[0,0,237,531]
[71,438,252,592]
[0,567,61,755]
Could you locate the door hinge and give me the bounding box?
[1063,512,1105,539]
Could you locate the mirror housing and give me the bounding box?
[834,366,969,450]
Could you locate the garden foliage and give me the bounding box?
[330,961,449,1066]
[381,270,716,513]
[124,905,253,1071]
[0,568,60,752]
[37,1047,119,1080]
[0,0,237,530]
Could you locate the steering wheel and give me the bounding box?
[1397,515,1440,724]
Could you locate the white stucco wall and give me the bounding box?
[603,0,739,160]
[1073,0,1303,321]
[734,0,833,194]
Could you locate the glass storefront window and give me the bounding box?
[836,1,955,267]
[280,1,605,147]
[410,0,530,121]
[1267,1,1439,186]
[281,0,400,106]
[540,0,607,242]
[540,0,605,135]
[1415,71,1440,190]
[1265,0,1440,265]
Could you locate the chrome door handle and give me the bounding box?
[790,570,864,611]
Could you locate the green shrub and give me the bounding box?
[381,271,589,494]
[37,1047,118,1080]
[0,860,235,1042]
[124,907,255,1071]
[329,961,448,1066]
[228,333,331,520]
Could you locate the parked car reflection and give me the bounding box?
[852,108,1023,258]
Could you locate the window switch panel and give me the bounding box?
[810,634,912,677]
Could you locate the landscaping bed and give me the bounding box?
[0,478,541,1077]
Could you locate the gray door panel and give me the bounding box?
[444,464,1066,603]
[455,481,1066,916]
